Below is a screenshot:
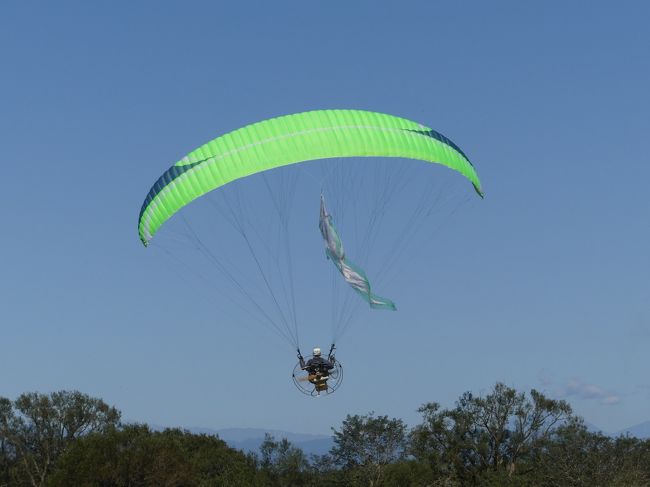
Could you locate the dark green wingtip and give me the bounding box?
[473,184,485,199]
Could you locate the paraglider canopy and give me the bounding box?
[138,109,483,246]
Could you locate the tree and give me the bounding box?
[0,422,16,487]
[48,424,259,486]
[0,390,120,487]
[331,412,407,487]
[382,460,437,487]
[410,383,573,484]
[256,433,310,486]
[533,418,650,487]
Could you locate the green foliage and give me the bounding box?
[533,418,650,486]
[0,390,120,487]
[383,460,435,487]
[255,433,311,486]
[1,385,649,487]
[409,383,573,485]
[331,412,407,486]
[48,424,258,487]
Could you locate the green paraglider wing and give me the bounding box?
[138,109,483,245]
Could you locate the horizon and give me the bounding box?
[142,419,650,439]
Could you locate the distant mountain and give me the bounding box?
[212,427,329,444]
[143,420,650,455]
[188,427,334,456]
[584,421,606,434]
[614,421,650,439]
[145,424,334,456]
[572,421,650,439]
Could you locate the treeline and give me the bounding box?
[1,384,649,486]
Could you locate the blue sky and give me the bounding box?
[1,1,649,435]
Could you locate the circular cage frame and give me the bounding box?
[292,355,343,396]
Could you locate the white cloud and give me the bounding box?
[601,395,621,405]
[559,379,620,406]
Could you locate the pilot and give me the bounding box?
[298,347,335,390]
